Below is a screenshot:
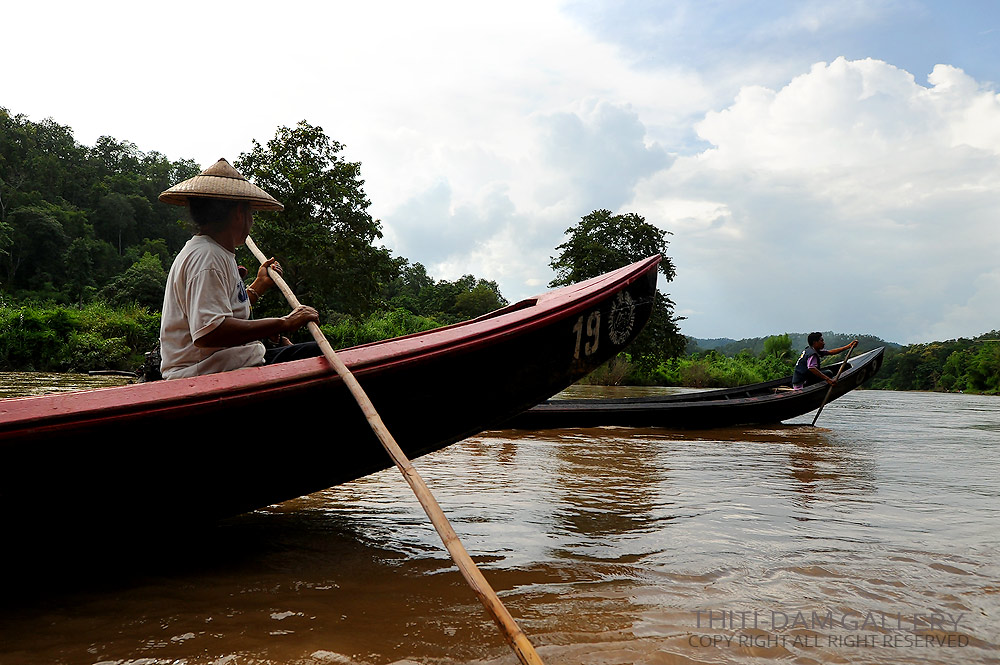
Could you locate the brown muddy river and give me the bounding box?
[0,375,997,664]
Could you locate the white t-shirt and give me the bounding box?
[159,235,266,379]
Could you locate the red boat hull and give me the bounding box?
[0,257,661,530]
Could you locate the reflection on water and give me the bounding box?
[0,371,132,398]
[0,381,997,664]
[551,428,670,559]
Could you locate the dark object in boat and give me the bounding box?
[87,370,139,378]
[503,347,885,430]
[0,257,660,532]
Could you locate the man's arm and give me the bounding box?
[246,257,281,307]
[809,365,836,386]
[195,305,319,348]
[828,339,859,355]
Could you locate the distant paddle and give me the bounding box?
[811,343,856,426]
[244,236,545,665]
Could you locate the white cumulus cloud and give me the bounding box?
[631,57,1000,342]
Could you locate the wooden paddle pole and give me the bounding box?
[245,237,544,665]
[811,344,856,426]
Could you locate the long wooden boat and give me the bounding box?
[0,256,661,532]
[503,346,884,430]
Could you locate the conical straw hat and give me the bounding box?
[158,158,283,211]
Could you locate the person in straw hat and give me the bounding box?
[157,158,322,379]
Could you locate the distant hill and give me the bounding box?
[685,332,902,357]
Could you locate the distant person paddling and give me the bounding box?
[791,333,858,389]
[157,158,322,379]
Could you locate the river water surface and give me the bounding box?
[0,376,997,664]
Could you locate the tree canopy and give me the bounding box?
[383,260,508,324]
[235,121,398,318]
[762,333,793,360]
[549,209,676,286]
[0,107,199,304]
[869,331,1000,394]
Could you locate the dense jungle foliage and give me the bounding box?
[0,109,507,372]
[865,331,1000,394]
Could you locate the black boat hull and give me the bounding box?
[504,347,885,430]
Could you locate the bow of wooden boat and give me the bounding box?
[0,256,663,529]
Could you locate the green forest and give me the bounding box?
[0,110,509,373]
[1,107,996,394]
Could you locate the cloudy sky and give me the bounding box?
[5,1,999,343]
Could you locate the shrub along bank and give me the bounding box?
[3,306,996,396]
[596,332,1000,394]
[583,349,795,388]
[0,302,160,373]
[0,303,444,374]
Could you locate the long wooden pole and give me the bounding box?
[245,237,544,665]
[811,344,856,426]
